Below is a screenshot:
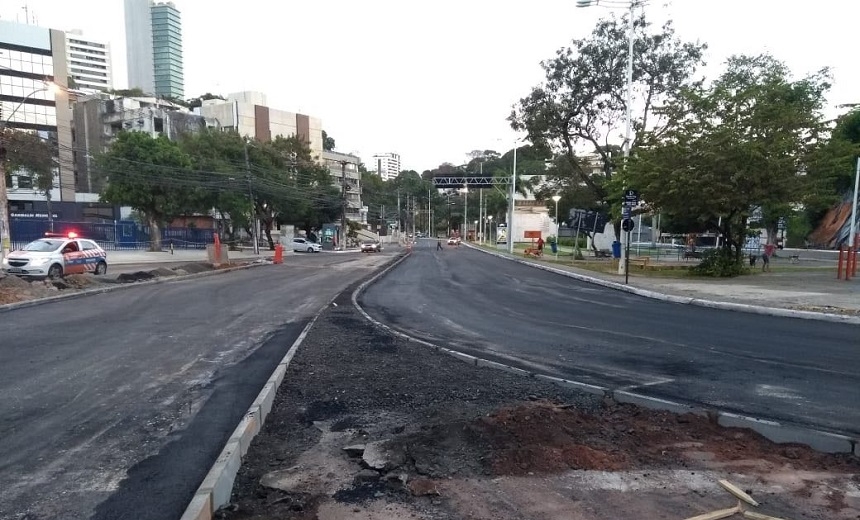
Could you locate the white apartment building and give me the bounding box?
[66,30,113,92]
[370,153,401,181]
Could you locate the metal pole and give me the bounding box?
[618,1,636,276]
[341,161,347,250]
[555,199,560,259]
[508,145,518,254]
[464,188,468,240]
[479,188,484,244]
[428,186,431,236]
[850,156,860,249]
[244,142,259,255]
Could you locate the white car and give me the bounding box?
[1,232,108,279]
[290,237,322,253]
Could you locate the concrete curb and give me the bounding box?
[0,261,268,314]
[351,256,859,457]
[465,244,860,325]
[179,252,410,520]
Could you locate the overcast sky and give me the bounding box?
[3,1,858,171]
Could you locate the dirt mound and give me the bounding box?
[175,262,214,274]
[0,275,57,305]
[54,274,99,289]
[387,401,860,478]
[116,271,157,283]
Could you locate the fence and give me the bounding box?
[9,219,216,251]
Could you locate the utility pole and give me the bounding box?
[396,190,401,240]
[244,141,259,255]
[340,161,347,250]
[0,138,10,260]
[428,186,432,236]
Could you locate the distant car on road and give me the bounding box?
[360,241,382,253]
[1,232,108,279]
[290,237,322,253]
[447,237,460,246]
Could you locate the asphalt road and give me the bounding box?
[0,251,395,520]
[360,240,860,437]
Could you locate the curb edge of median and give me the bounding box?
[0,261,268,314]
[464,243,860,326]
[179,251,411,520]
[350,258,859,457]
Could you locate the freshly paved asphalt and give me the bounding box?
[0,251,395,520]
[360,240,860,437]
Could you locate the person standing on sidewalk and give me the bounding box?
[762,243,776,272]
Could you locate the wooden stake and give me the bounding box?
[683,505,742,520]
[719,480,759,507]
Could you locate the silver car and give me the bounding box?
[290,237,322,253]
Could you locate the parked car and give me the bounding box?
[360,241,382,253]
[290,237,322,253]
[1,232,108,279]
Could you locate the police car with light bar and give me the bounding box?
[1,232,108,279]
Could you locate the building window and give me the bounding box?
[154,117,164,133]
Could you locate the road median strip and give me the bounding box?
[179,252,410,520]
[351,250,859,458]
[466,243,860,325]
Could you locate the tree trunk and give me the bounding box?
[263,218,275,250]
[148,215,162,252]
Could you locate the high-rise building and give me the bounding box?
[124,0,184,99]
[371,153,401,181]
[0,20,75,207]
[65,30,113,92]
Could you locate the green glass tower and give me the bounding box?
[150,2,183,99]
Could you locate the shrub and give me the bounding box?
[690,248,748,277]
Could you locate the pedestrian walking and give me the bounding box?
[436,240,443,251]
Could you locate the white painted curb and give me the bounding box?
[179,252,410,520]
[465,243,860,325]
[0,261,268,314]
[351,253,859,457]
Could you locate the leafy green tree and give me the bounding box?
[509,13,706,233]
[2,128,54,194]
[629,54,831,270]
[186,93,225,110]
[179,129,250,246]
[96,131,201,251]
[322,130,335,151]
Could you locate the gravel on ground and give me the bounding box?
[216,282,860,520]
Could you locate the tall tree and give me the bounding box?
[629,54,831,270]
[96,131,201,251]
[1,129,54,194]
[509,13,706,232]
[321,130,335,151]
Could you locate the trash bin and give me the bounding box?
[611,241,621,258]
[550,242,558,254]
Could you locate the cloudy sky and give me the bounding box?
[3,0,858,171]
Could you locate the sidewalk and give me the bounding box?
[473,244,860,316]
[106,249,263,265]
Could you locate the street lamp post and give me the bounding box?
[552,195,561,259]
[487,215,494,244]
[577,0,637,276]
[1,82,57,260]
[508,139,525,254]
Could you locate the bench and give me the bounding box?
[594,250,612,258]
[628,257,650,269]
[683,250,703,260]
